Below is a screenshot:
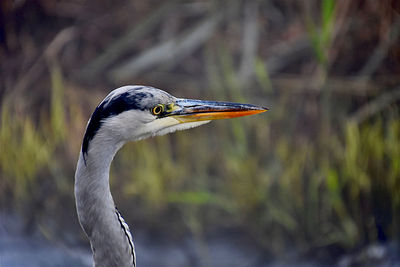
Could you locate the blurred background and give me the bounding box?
[1,0,400,266]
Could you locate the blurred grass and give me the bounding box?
[0,0,399,258]
[0,104,51,199]
[2,58,399,255]
[306,0,335,67]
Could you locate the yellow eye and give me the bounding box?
[151,104,164,115]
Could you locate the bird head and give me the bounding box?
[82,86,267,158]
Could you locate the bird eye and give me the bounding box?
[151,104,164,115]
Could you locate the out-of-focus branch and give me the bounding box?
[266,37,312,74]
[9,27,76,104]
[110,12,224,82]
[350,86,400,124]
[271,74,382,96]
[80,1,176,80]
[238,1,259,86]
[358,17,400,78]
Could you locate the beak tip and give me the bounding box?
[256,106,269,112]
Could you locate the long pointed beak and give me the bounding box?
[168,99,268,122]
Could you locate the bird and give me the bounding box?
[74,85,267,267]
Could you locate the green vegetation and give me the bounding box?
[1,0,399,259]
[1,61,399,256]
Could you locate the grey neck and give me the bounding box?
[75,138,136,267]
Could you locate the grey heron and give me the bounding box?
[75,85,267,267]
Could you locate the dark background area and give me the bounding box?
[1,0,400,266]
